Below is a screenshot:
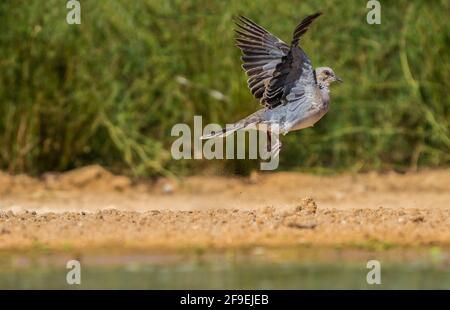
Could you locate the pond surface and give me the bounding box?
[1,247,449,289]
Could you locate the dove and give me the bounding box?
[201,13,342,156]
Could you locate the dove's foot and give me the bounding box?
[266,137,282,158]
[265,131,282,157]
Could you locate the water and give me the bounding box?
[1,252,449,289]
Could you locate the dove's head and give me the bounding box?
[316,67,343,87]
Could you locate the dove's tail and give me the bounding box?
[200,123,245,140]
[200,110,265,140]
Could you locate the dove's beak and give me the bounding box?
[335,76,343,83]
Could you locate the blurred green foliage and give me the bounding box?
[0,0,449,176]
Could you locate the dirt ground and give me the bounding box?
[0,166,449,251]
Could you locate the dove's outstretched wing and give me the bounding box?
[263,13,322,109]
[235,13,322,109]
[234,16,290,103]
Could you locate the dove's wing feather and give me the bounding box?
[262,13,321,109]
[291,12,322,46]
[284,49,317,104]
[235,16,290,102]
[263,45,316,109]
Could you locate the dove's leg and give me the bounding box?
[266,129,282,158]
[270,137,282,158]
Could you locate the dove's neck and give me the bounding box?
[318,83,330,105]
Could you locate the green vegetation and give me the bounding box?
[0,0,448,176]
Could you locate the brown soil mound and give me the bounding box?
[0,167,449,251]
[0,198,449,251]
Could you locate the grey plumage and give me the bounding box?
[201,13,342,155]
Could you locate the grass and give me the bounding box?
[0,0,449,176]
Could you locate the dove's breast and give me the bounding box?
[288,87,330,131]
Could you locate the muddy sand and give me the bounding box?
[0,166,449,252]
